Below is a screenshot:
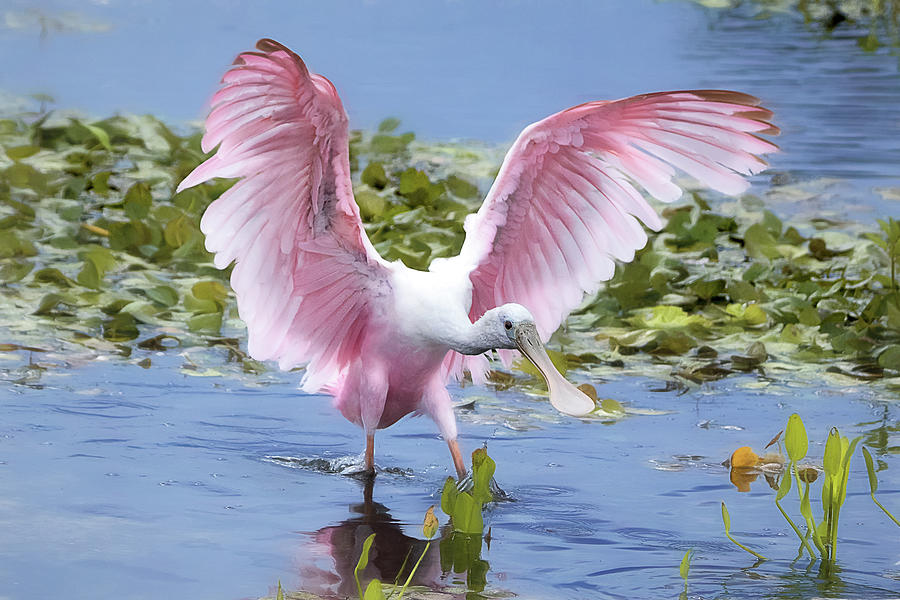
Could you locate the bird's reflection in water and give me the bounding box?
[298,478,484,597]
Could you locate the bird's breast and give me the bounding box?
[387,265,474,352]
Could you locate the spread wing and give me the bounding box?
[178,39,390,391]
[448,90,778,371]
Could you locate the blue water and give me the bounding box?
[1,356,898,599]
[2,1,900,598]
[2,0,899,218]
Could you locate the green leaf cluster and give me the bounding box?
[685,0,900,51]
[769,414,860,571]
[573,198,900,387]
[441,447,495,534]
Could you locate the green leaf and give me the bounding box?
[124,182,152,220]
[785,413,808,462]
[354,533,377,600]
[0,259,32,282]
[471,448,495,505]
[858,32,881,52]
[83,122,112,151]
[146,285,178,307]
[445,174,479,199]
[5,145,40,161]
[862,446,878,494]
[679,549,693,582]
[630,305,711,330]
[878,346,900,372]
[164,214,194,248]
[102,313,139,341]
[600,397,625,415]
[361,162,389,189]
[192,280,228,302]
[776,468,792,501]
[823,428,842,476]
[453,491,483,534]
[397,167,442,206]
[370,132,414,154]
[364,579,385,600]
[743,223,780,260]
[76,257,101,289]
[33,292,66,315]
[355,189,386,219]
[187,312,222,332]
[377,117,401,133]
[441,476,458,516]
[721,501,768,560]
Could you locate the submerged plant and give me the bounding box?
[862,446,900,527]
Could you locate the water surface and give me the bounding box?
[1,357,898,599]
[2,0,899,217]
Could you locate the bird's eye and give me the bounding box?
[504,320,513,330]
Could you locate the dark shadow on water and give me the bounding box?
[296,478,494,598]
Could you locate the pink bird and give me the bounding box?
[179,39,779,478]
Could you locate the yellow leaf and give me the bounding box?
[731,446,759,468]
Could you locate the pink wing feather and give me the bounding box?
[452,90,779,366]
[178,39,390,391]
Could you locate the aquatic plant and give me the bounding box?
[437,447,495,593]
[721,501,768,560]
[2,100,900,397]
[679,548,694,598]
[352,506,439,600]
[861,446,900,527]
[779,413,861,571]
[689,0,900,50]
[441,447,495,535]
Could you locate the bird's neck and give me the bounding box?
[445,311,507,356]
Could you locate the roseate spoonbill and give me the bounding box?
[179,39,778,478]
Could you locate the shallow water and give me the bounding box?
[1,0,899,218]
[1,356,898,599]
[2,1,900,599]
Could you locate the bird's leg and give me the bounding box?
[448,438,467,479]
[364,432,376,476]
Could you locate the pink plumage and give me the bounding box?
[180,39,779,477]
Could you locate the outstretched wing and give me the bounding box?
[178,39,390,391]
[453,90,778,353]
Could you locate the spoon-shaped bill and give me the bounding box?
[514,322,596,417]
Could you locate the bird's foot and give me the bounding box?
[456,474,474,493]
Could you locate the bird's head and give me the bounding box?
[488,303,596,417]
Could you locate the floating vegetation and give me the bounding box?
[690,0,900,51]
[1,100,899,397]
